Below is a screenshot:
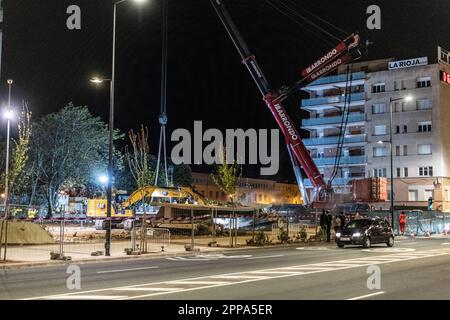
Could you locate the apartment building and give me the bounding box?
[301,51,450,211]
[191,172,302,205]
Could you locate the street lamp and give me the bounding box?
[90,0,147,257]
[388,95,412,233]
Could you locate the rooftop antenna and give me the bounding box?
[154,0,169,187]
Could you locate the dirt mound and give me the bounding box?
[1,221,55,245]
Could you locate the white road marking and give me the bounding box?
[49,295,128,300]
[347,291,386,300]
[168,280,230,285]
[97,266,159,274]
[23,248,450,300]
[248,254,284,260]
[167,254,253,261]
[210,274,269,279]
[113,287,183,292]
[249,270,302,275]
[362,248,415,253]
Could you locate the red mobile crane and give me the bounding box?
[210,0,363,208]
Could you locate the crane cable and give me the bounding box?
[270,0,344,42]
[329,65,354,185]
[264,0,336,47]
[280,0,349,37]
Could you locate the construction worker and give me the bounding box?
[399,211,407,235]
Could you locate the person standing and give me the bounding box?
[319,210,327,241]
[339,211,346,229]
[332,214,341,233]
[399,211,407,235]
[326,211,332,242]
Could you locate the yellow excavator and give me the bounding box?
[87,186,206,220]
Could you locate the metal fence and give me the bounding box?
[0,220,173,262]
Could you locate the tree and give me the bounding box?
[126,126,154,253]
[28,103,122,216]
[211,146,242,205]
[0,105,32,261]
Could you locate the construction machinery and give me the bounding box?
[87,186,207,229]
[210,0,366,209]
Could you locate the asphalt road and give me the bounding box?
[2,238,450,300]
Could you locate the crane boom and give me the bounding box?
[210,0,362,202]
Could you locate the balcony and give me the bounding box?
[312,155,367,166]
[303,135,366,147]
[304,72,366,90]
[301,113,366,128]
[301,92,365,109]
[303,177,350,187]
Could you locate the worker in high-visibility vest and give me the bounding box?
[399,211,407,235]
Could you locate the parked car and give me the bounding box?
[335,218,394,248]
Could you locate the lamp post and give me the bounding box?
[90,0,147,256]
[387,96,412,233]
[4,80,13,218]
[1,80,14,262]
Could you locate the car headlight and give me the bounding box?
[335,232,341,237]
[353,232,361,237]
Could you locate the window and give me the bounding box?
[404,167,408,177]
[373,147,387,157]
[417,144,432,155]
[403,125,408,133]
[395,145,400,156]
[372,103,387,114]
[372,83,386,93]
[424,189,434,200]
[394,80,404,91]
[417,77,431,88]
[373,125,387,135]
[418,121,432,132]
[417,99,432,110]
[396,126,400,134]
[419,166,433,177]
[403,145,408,156]
[396,168,401,177]
[408,190,418,201]
[373,168,387,177]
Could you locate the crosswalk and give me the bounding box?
[23,248,450,300]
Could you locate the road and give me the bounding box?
[2,238,450,300]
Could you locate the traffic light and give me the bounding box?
[428,197,433,210]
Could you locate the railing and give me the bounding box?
[312,155,367,166]
[303,178,350,187]
[302,113,366,126]
[303,135,366,146]
[301,92,365,107]
[305,72,365,87]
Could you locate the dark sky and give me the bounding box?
[1,0,450,183]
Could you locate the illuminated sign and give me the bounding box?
[388,57,428,70]
[441,70,450,85]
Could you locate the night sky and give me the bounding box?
[1,0,450,183]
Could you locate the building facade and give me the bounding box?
[301,53,450,211]
[191,172,302,205]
